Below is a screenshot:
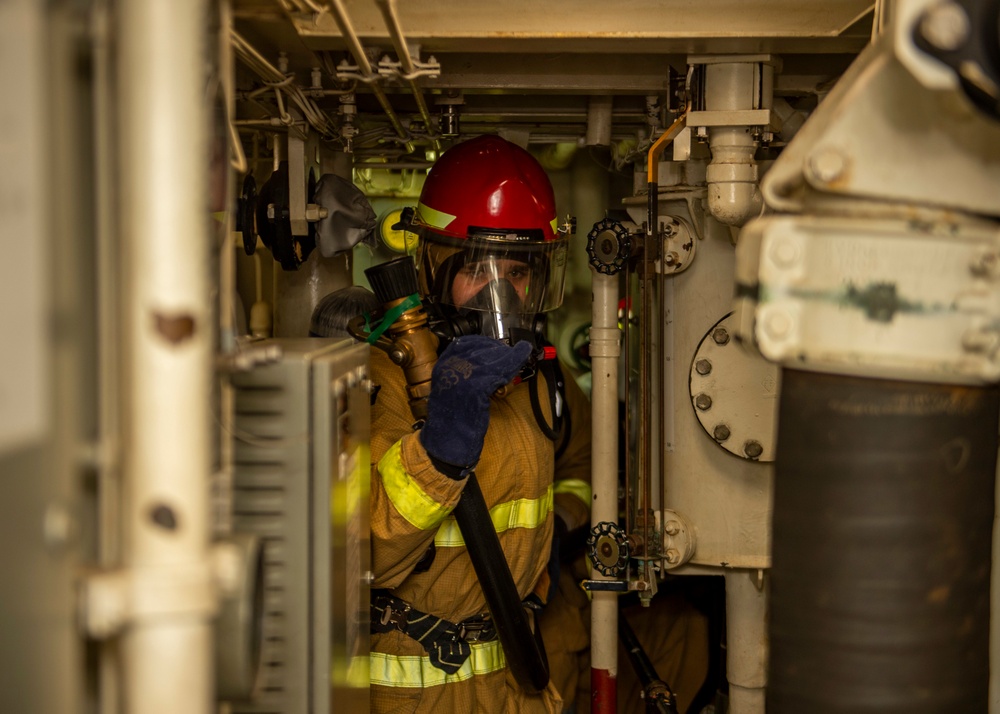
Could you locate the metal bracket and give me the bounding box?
[336,55,441,83]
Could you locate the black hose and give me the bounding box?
[618,610,678,714]
[769,369,998,713]
[454,474,550,693]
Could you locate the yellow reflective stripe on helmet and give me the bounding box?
[434,485,553,548]
[415,202,457,232]
[378,440,453,530]
[370,640,506,688]
[554,478,592,508]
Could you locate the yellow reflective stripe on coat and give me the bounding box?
[378,440,452,530]
[370,640,506,688]
[434,485,553,548]
[554,478,591,508]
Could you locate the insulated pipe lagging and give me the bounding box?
[769,369,997,713]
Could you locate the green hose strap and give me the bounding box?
[365,293,422,345]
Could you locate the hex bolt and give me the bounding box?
[713,424,731,442]
[664,520,681,536]
[808,147,848,185]
[764,309,793,340]
[920,1,970,52]
[695,359,712,376]
[712,327,730,346]
[695,393,713,411]
[665,549,681,565]
[744,440,764,459]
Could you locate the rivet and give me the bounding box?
[695,359,712,376]
[744,440,764,459]
[695,393,713,411]
[713,424,731,442]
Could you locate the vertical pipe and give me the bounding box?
[725,570,768,713]
[769,369,997,713]
[703,63,763,227]
[118,1,215,712]
[591,270,622,712]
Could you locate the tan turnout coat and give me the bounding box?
[368,347,592,713]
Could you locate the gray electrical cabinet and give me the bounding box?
[229,339,370,714]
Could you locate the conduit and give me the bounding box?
[591,270,621,712]
[231,29,337,137]
[327,0,414,153]
[374,0,441,151]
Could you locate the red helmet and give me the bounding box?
[411,136,568,343]
[413,135,560,241]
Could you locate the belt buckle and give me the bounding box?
[377,597,410,630]
[458,615,492,643]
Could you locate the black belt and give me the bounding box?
[371,591,498,674]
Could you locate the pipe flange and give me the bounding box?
[661,509,696,570]
[587,521,630,577]
[587,218,631,275]
[689,312,780,462]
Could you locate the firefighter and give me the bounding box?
[367,135,592,713]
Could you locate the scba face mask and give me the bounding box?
[460,275,532,344]
[417,234,568,344]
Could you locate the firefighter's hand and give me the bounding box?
[420,335,532,478]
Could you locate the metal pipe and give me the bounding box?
[118,0,215,713]
[641,111,686,572]
[769,369,997,713]
[373,0,441,150]
[591,270,622,712]
[704,62,764,227]
[230,29,337,137]
[327,0,413,151]
[725,570,768,713]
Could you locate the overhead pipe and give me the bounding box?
[117,0,216,712]
[327,0,414,153]
[591,270,622,712]
[230,29,336,136]
[374,0,441,151]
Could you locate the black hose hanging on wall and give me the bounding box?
[768,369,998,713]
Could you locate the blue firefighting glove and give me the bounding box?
[420,335,532,479]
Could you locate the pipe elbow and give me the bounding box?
[706,162,762,227]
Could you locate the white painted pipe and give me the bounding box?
[705,62,764,227]
[725,570,769,714]
[119,0,215,712]
[590,269,622,710]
